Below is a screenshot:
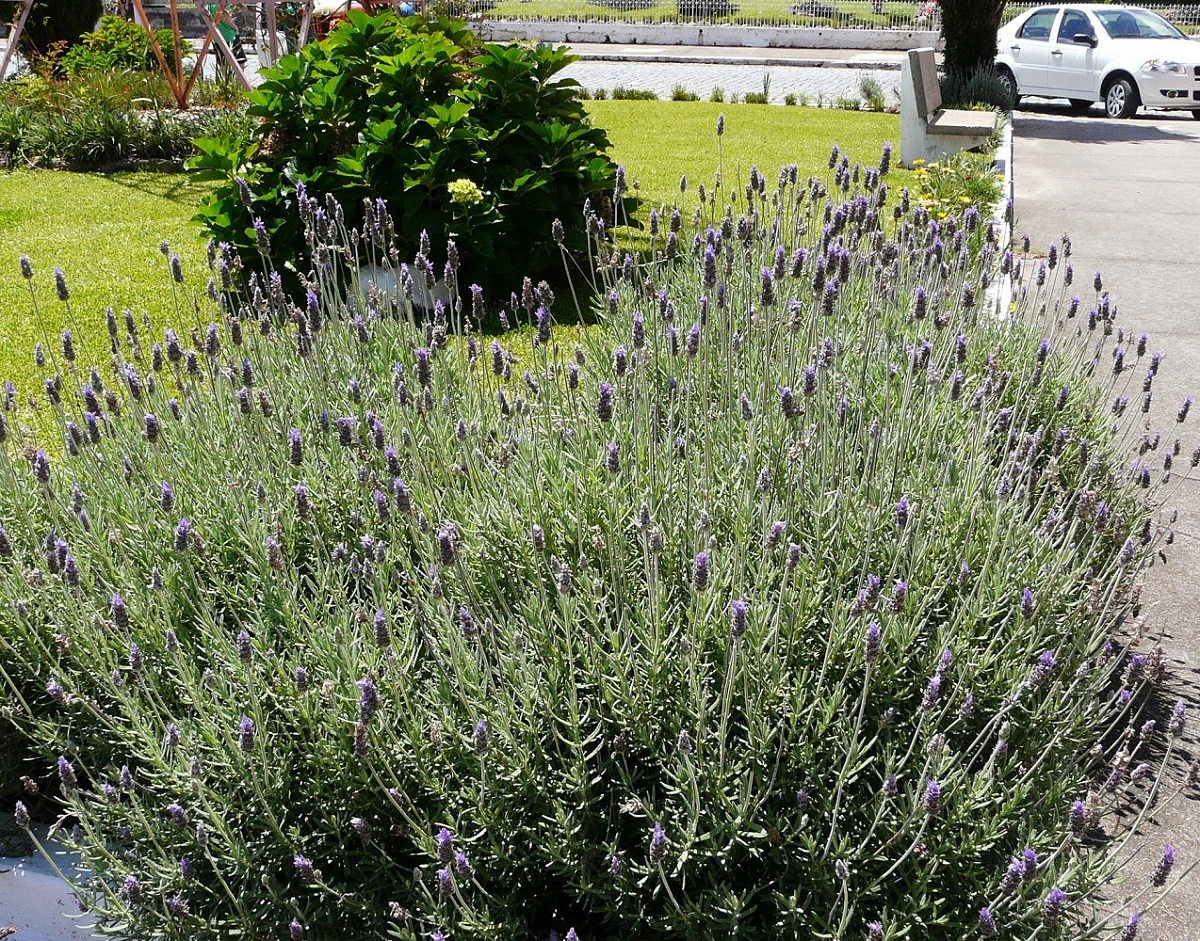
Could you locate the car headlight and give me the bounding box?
[1142,59,1185,74]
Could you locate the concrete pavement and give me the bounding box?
[1013,103,1200,940]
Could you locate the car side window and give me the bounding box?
[1057,10,1092,41]
[1019,9,1059,41]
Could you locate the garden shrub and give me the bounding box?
[60,15,176,75]
[190,11,622,297]
[0,133,1192,941]
[940,66,1016,112]
[0,73,254,170]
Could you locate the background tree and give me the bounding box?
[14,0,103,63]
[940,0,1008,76]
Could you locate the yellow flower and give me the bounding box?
[912,159,926,167]
[447,178,483,206]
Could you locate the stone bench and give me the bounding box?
[900,46,998,169]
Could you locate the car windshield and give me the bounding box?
[1095,8,1186,39]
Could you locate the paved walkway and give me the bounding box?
[1013,103,1200,941]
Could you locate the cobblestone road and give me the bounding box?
[561,60,901,107]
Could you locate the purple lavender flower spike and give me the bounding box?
[779,386,798,419]
[923,779,941,817]
[1042,887,1067,929]
[294,854,316,883]
[1030,650,1057,688]
[436,827,454,863]
[650,822,667,862]
[473,717,488,755]
[437,867,453,895]
[122,875,143,905]
[1151,844,1175,886]
[730,599,748,639]
[1169,700,1187,737]
[1070,799,1086,835]
[358,677,378,724]
[290,919,305,941]
[866,923,883,941]
[174,518,191,552]
[606,442,621,474]
[894,496,910,530]
[921,673,941,711]
[693,551,710,592]
[238,715,255,753]
[978,908,997,938]
[597,382,614,423]
[1020,587,1035,620]
[57,755,77,792]
[862,622,884,666]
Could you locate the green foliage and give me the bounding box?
[0,127,1180,941]
[859,75,886,112]
[60,15,176,75]
[911,149,1005,220]
[742,91,769,104]
[13,0,103,62]
[783,92,798,106]
[709,86,725,103]
[190,12,622,294]
[609,86,659,100]
[670,85,700,101]
[940,66,1017,112]
[0,73,254,170]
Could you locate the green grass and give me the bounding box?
[0,170,213,436]
[585,99,907,222]
[0,104,905,437]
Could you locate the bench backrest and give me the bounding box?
[907,47,942,119]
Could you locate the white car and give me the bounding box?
[995,4,1200,118]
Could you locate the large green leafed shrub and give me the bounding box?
[60,15,177,75]
[190,11,623,296]
[0,135,1190,941]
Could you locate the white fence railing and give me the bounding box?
[449,0,1200,31]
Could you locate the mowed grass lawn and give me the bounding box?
[0,102,903,434]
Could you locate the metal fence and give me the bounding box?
[453,0,1200,32]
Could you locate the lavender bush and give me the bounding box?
[1,129,1195,941]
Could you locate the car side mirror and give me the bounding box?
[1073,32,1098,47]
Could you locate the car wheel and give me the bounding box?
[996,66,1021,106]
[1068,98,1094,111]
[1104,78,1139,119]
[1191,109,1200,120]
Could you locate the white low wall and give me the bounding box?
[478,21,940,50]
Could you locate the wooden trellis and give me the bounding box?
[124,0,316,108]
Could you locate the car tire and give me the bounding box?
[1068,98,1094,111]
[1191,109,1200,120]
[1104,78,1139,119]
[996,66,1021,106]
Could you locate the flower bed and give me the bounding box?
[0,123,1192,941]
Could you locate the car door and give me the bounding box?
[1048,8,1099,99]
[1004,7,1060,94]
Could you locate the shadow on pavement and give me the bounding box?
[1014,104,1200,145]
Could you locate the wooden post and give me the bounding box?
[0,0,35,83]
